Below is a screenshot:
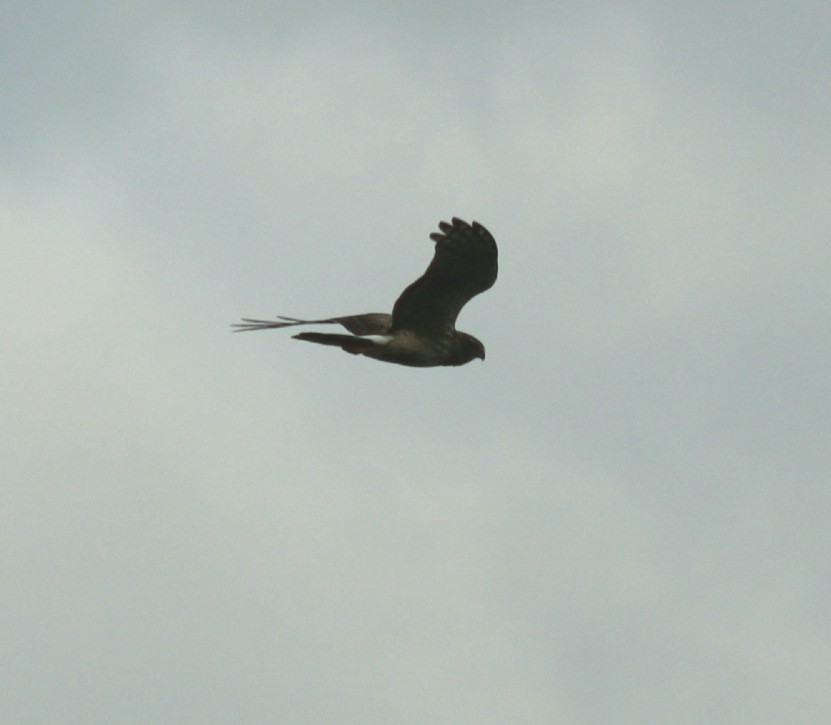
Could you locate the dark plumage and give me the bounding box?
[233,217,497,367]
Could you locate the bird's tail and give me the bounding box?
[292,332,378,355]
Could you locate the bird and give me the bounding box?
[233,217,497,367]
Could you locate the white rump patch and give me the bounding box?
[359,334,393,345]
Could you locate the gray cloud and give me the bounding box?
[3,2,830,722]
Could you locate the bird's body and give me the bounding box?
[234,218,497,367]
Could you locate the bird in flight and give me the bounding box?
[233,217,497,367]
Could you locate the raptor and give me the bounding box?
[233,217,497,367]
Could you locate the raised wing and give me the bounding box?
[391,218,497,333]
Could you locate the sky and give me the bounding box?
[3,2,830,723]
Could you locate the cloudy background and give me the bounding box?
[3,2,830,722]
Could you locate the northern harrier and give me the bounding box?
[233,217,497,367]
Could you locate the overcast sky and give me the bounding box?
[3,3,830,723]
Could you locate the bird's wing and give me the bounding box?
[232,313,391,335]
[391,218,497,333]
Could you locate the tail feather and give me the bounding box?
[292,332,377,355]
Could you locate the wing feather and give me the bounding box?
[391,218,497,333]
[232,313,391,335]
